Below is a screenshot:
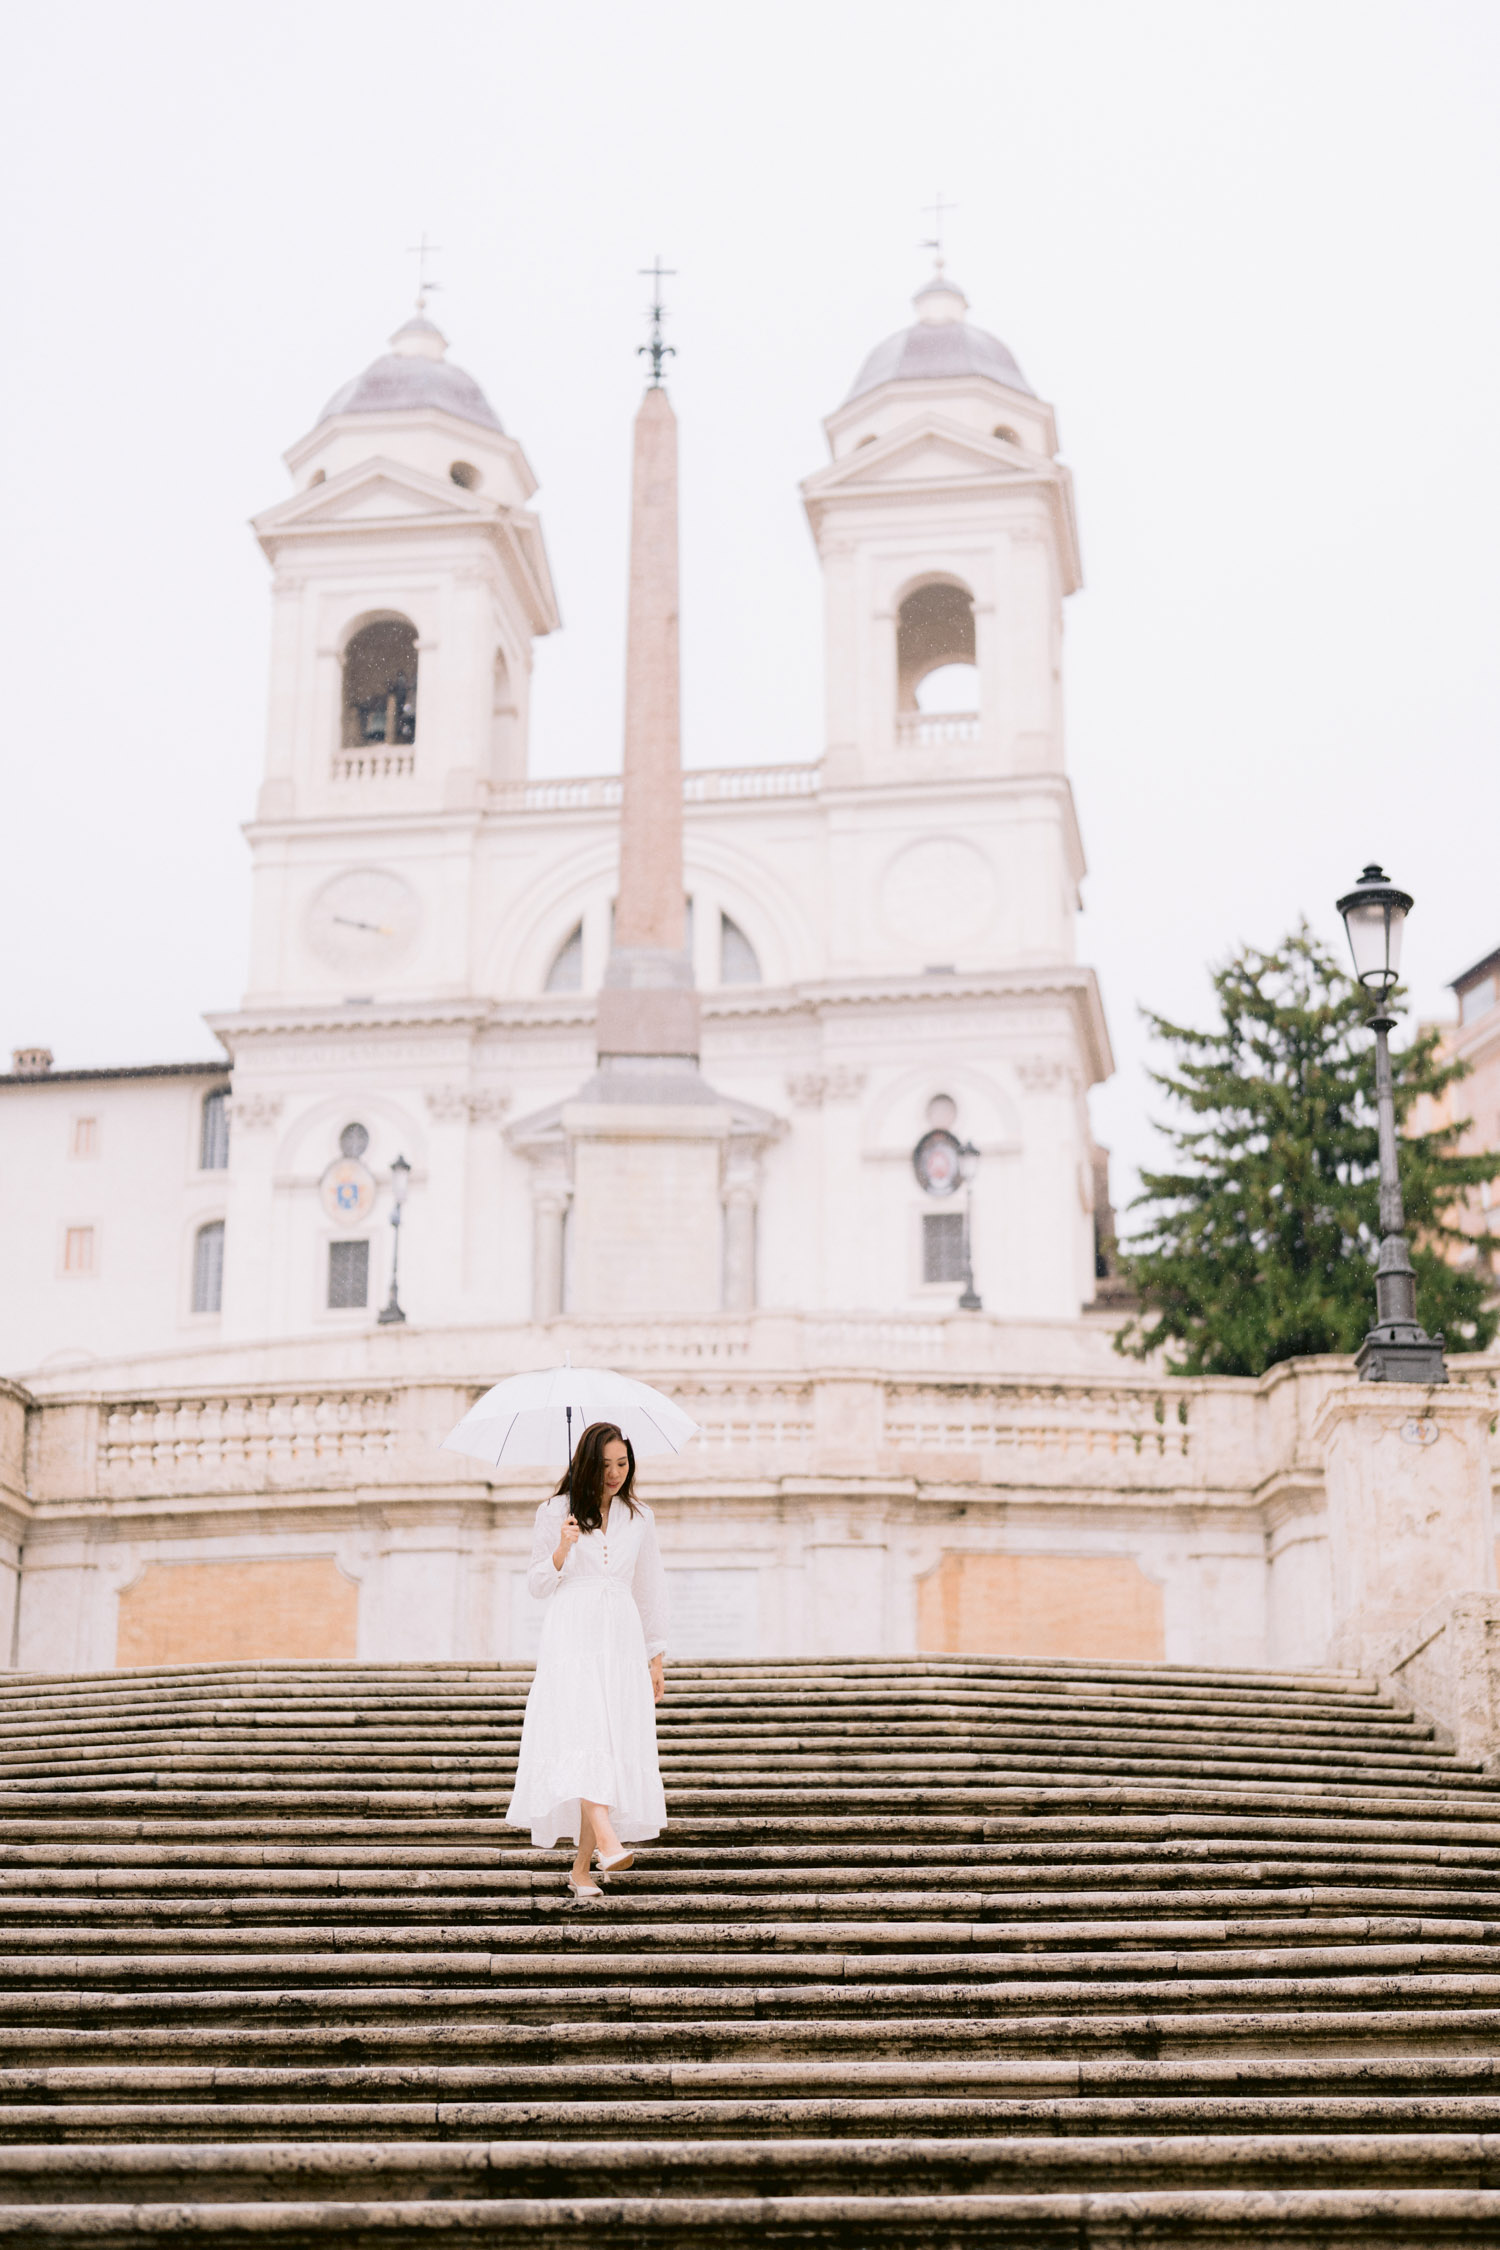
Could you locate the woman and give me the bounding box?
[505,1421,669,1899]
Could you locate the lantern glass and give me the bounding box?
[1345,902,1397,988]
[390,1155,412,1208]
[1337,865,1411,994]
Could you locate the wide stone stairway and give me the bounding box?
[1,1657,1500,2244]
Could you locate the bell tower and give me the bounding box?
[802,263,1080,796]
[242,311,559,1008]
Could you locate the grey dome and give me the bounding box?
[845,270,1033,404]
[318,316,504,433]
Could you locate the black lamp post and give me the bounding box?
[957,1140,982,1312]
[1335,864,1446,1384]
[376,1154,412,1327]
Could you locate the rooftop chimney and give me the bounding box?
[11,1047,53,1078]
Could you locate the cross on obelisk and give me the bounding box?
[638,257,677,387]
[407,232,443,313]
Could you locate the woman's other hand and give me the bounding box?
[551,1514,581,1572]
[649,1654,665,1704]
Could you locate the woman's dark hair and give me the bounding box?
[554,1421,638,1531]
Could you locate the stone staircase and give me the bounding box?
[1,1655,1500,2244]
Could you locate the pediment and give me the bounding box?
[803,416,1046,501]
[254,457,488,539]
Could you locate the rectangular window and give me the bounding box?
[192,1221,225,1314]
[71,1117,99,1159]
[200,1088,230,1170]
[923,1210,967,1285]
[63,1226,96,1276]
[327,1238,370,1310]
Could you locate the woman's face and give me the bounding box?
[600,1440,630,1496]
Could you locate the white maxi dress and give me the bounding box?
[505,1494,670,1851]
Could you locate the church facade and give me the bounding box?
[4,268,1108,1368]
[4,267,1357,1682]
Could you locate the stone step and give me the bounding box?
[1,1749,1480,1792]
[12,2055,1500,2101]
[5,1783,1497,1826]
[0,1696,1435,1732]
[0,2187,1495,2247]
[0,1918,1497,1958]
[3,2131,1500,2197]
[7,1837,1500,1874]
[0,1710,1439,1746]
[6,2004,1500,2064]
[13,2094,1500,2142]
[8,1842,1500,1880]
[0,1737,1466,1773]
[9,1889,1500,1926]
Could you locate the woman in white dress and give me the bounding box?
[505,1421,669,1900]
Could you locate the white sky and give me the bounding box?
[3,0,1497,1208]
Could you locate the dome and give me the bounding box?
[844,267,1034,404]
[318,314,504,433]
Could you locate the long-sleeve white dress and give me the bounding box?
[504,1493,670,1851]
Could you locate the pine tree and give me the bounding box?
[1117,924,1500,1377]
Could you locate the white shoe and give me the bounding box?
[566,1874,603,1901]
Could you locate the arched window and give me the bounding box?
[544,924,584,993]
[897,582,977,713]
[720,913,762,985]
[200,1088,230,1171]
[342,619,418,749]
[192,1221,225,1314]
[449,461,480,490]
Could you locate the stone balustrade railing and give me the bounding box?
[10,1358,1376,1504]
[895,712,981,746]
[491,763,821,815]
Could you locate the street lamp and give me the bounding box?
[1335,864,1446,1385]
[957,1140,982,1312]
[376,1154,412,1327]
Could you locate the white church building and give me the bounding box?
[0,267,1359,1682]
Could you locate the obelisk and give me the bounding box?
[561,275,732,1316]
[593,374,699,1066]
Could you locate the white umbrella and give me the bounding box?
[441,1361,699,1470]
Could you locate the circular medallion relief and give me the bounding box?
[306,869,421,975]
[912,1127,964,1198]
[880,837,998,951]
[320,1157,377,1227]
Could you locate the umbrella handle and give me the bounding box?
[566,1404,573,1465]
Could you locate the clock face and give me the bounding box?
[306,869,421,976]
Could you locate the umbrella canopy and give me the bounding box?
[441,1363,700,1470]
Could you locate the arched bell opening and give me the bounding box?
[341,619,418,750]
[896,581,977,716]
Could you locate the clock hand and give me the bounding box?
[332,915,393,934]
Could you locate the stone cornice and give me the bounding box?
[203,969,1113,1075]
[205,999,492,1048]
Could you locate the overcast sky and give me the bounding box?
[3,0,1497,1206]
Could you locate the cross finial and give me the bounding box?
[638,256,677,387]
[921,190,957,268]
[408,232,443,314]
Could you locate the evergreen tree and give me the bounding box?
[1117,925,1500,1377]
